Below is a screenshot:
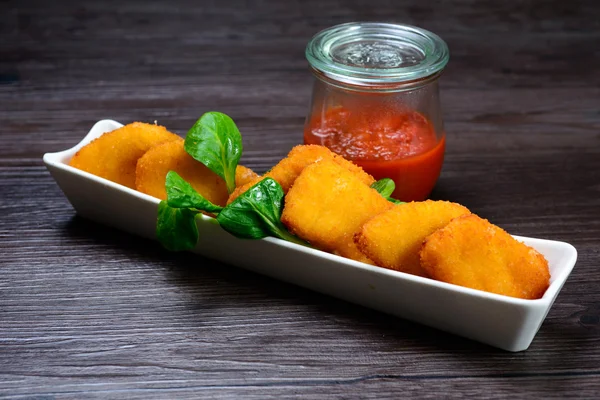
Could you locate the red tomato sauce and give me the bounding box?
[304,106,445,201]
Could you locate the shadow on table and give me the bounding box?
[62,215,569,358]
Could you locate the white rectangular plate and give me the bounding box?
[43,120,577,352]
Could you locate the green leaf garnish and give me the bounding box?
[158,112,306,251]
[387,197,405,204]
[184,112,242,194]
[166,171,223,213]
[156,201,199,251]
[371,178,395,198]
[217,178,307,245]
[371,178,405,205]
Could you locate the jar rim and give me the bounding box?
[306,22,449,86]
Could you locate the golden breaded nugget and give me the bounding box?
[227,178,262,204]
[227,145,375,204]
[281,160,392,264]
[355,200,471,276]
[220,167,262,203]
[420,214,550,299]
[69,122,181,188]
[135,140,226,205]
[272,145,375,191]
[235,165,260,187]
[135,140,259,206]
[333,237,377,265]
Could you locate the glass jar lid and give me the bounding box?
[306,22,449,87]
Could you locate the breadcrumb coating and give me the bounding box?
[281,160,392,264]
[355,200,471,276]
[69,122,181,188]
[420,214,550,299]
[135,139,258,206]
[227,145,375,204]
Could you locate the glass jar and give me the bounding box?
[304,22,449,201]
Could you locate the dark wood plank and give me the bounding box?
[1,0,599,398]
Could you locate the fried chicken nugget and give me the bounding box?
[273,145,375,190]
[235,164,260,187]
[227,178,262,204]
[355,200,471,276]
[227,145,375,204]
[69,122,181,188]
[420,214,550,299]
[281,160,392,264]
[135,140,259,206]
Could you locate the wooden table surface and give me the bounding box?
[1,0,599,398]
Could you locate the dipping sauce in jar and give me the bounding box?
[304,22,449,201]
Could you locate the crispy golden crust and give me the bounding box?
[281,160,392,264]
[69,122,181,188]
[332,238,377,265]
[135,140,258,207]
[355,200,471,276]
[135,140,227,205]
[227,145,375,204]
[420,214,550,299]
[227,177,263,204]
[235,165,260,187]
[274,145,375,190]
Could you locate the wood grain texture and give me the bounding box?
[1,0,599,398]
